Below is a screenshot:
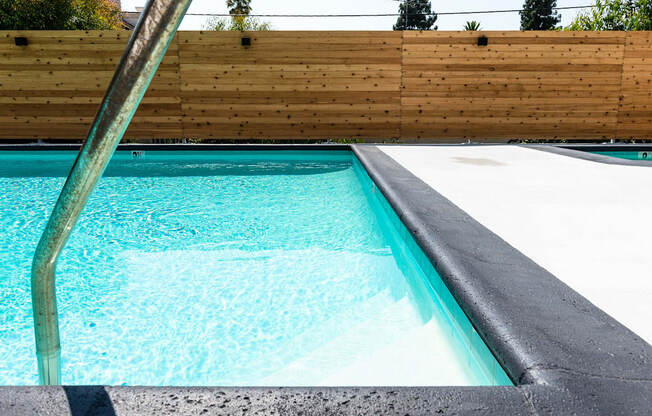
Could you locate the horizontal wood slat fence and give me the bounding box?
[1,30,651,141]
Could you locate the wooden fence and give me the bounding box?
[1,30,651,141]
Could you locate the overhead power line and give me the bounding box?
[183,5,594,18]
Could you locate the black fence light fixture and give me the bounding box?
[241,36,251,47]
[477,36,488,47]
[14,37,28,46]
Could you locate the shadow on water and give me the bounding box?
[63,386,116,416]
[0,150,354,177]
[0,161,353,178]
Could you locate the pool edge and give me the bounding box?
[352,144,652,415]
[0,143,650,415]
[524,144,652,167]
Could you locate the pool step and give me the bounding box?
[257,292,473,386]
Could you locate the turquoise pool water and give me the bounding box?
[591,150,652,161]
[0,150,511,386]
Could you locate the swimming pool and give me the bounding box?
[590,150,652,161]
[0,150,510,386]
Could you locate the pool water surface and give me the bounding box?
[0,150,510,386]
[591,150,652,161]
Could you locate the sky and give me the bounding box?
[121,0,593,31]
[122,0,593,30]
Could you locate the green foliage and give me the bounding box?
[520,0,561,30]
[69,0,122,30]
[226,0,251,16]
[565,0,652,30]
[464,20,482,30]
[1,0,73,29]
[203,0,271,31]
[0,0,121,30]
[393,0,438,30]
[203,16,271,31]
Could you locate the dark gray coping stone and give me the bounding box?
[526,144,652,167]
[0,143,650,415]
[352,145,652,414]
[1,386,538,416]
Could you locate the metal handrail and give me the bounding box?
[31,0,192,385]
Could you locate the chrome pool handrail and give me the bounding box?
[30,0,192,385]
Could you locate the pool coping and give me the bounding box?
[353,145,652,413]
[526,144,652,167]
[0,143,651,415]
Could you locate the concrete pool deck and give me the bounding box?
[378,144,652,344]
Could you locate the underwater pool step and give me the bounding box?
[233,287,407,384]
[257,294,454,386]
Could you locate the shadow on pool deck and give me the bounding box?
[64,386,116,416]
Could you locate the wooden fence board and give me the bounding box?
[178,31,402,140]
[401,31,626,140]
[618,32,652,138]
[0,30,182,139]
[0,30,650,141]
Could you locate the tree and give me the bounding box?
[203,0,271,31]
[203,16,271,31]
[226,0,251,28]
[566,0,652,30]
[520,0,561,30]
[393,0,438,30]
[0,0,122,30]
[1,0,72,29]
[464,20,482,30]
[227,0,252,16]
[69,0,122,29]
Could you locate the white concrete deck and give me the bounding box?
[379,145,652,344]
